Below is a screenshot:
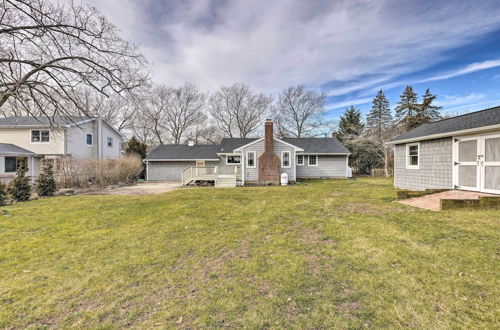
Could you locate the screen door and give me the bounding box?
[456,138,479,190]
[482,134,500,194]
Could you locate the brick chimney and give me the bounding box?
[258,119,280,185]
[332,131,338,139]
[264,119,273,152]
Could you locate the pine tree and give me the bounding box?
[366,90,393,143]
[338,105,364,142]
[0,182,6,206]
[415,88,442,126]
[395,85,419,131]
[36,159,57,197]
[7,157,31,202]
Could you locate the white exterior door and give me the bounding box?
[453,133,500,194]
[481,133,500,194]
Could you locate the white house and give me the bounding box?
[0,116,123,180]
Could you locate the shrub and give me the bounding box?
[54,156,143,189]
[7,157,31,202]
[0,182,6,206]
[36,159,57,197]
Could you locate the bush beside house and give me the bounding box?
[7,157,31,202]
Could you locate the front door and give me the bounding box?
[454,133,500,194]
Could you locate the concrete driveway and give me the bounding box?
[84,181,182,196]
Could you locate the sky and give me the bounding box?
[84,0,500,121]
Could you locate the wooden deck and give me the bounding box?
[182,166,241,187]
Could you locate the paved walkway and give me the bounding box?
[398,190,496,211]
[83,181,182,196]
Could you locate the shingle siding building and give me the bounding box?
[389,106,500,194]
[145,120,350,185]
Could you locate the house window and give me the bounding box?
[86,133,93,146]
[297,155,304,165]
[226,155,241,165]
[246,151,256,168]
[406,143,419,169]
[281,151,291,168]
[309,155,318,166]
[31,130,50,143]
[4,157,17,173]
[107,137,113,147]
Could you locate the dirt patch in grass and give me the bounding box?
[331,191,344,196]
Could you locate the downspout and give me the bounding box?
[97,117,103,159]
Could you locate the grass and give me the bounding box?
[0,178,498,328]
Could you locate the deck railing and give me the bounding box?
[182,166,217,185]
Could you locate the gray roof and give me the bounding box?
[390,106,500,143]
[220,138,258,152]
[0,143,36,156]
[282,138,350,154]
[145,144,221,160]
[0,116,91,127]
[146,136,349,160]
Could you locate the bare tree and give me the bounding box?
[0,0,149,122]
[137,83,206,145]
[273,85,326,137]
[209,83,272,138]
[163,82,206,144]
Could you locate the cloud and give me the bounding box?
[326,97,373,112]
[435,93,486,107]
[420,60,500,83]
[83,0,500,95]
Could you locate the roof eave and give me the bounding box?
[387,123,500,145]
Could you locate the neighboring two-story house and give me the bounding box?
[0,116,123,180]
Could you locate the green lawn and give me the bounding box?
[0,178,498,328]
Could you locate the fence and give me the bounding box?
[370,168,393,177]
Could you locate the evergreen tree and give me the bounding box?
[338,105,364,142]
[7,157,31,202]
[36,159,57,197]
[366,90,393,142]
[395,85,419,130]
[125,136,147,159]
[125,136,148,179]
[415,88,442,126]
[0,182,6,206]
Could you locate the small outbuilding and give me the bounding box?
[388,106,500,195]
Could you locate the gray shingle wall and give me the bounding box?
[147,161,194,180]
[296,155,347,178]
[239,139,296,182]
[147,160,219,181]
[394,137,453,190]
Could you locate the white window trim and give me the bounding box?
[86,133,93,147]
[4,156,18,173]
[246,151,256,168]
[308,155,318,166]
[281,151,291,168]
[297,154,304,166]
[406,142,420,169]
[107,137,113,147]
[226,154,241,165]
[30,129,50,144]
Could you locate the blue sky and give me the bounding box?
[85,0,500,121]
